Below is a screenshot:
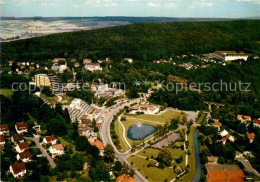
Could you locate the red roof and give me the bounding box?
[0,135,5,142]
[51,144,64,151]
[91,139,105,150]
[213,121,222,127]
[18,142,29,150]
[248,133,255,140]
[12,134,24,142]
[53,58,66,61]
[11,162,26,174]
[44,136,57,143]
[117,174,135,182]
[0,124,9,132]
[19,151,32,159]
[253,119,260,124]
[16,123,28,130]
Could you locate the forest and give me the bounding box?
[1,20,260,62]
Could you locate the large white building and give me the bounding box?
[84,63,102,72]
[212,51,248,61]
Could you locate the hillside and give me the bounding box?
[1,20,260,62]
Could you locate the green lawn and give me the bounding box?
[40,93,58,105]
[127,146,186,182]
[196,113,207,124]
[181,126,196,181]
[115,119,131,152]
[0,89,13,99]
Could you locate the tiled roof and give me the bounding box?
[0,135,5,142]
[18,142,29,150]
[16,123,28,130]
[91,139,105,150]
[44,136,57,143]
[13,134,24,142]
[11,162,26,174]
[248,133,255,140]
[0,124,9,131]
[116,174,135,182]
[51,144,64,151]
[19,151,32,159]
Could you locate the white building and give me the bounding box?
[15,142,29,153]
[219,129,228,137]
[17,151,32,163]
[49,144,65,157]
[15,123,28,134]
[43,136,57,145]
[10,162,26,178]
[212,51,248,61]
[130,104,159,114]
[84,63,102,72]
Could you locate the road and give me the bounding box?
[237,158,260,177]
[25,136,56,168]
[100,98,147,182]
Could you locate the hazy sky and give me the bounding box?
[1,0,260,18]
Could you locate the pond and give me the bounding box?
[127,123,156,140]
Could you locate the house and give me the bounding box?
[53,58,66,63]
[219,129,228,137]
[74,62,80,68]
[9,60,14,66]
[253,119,260,128]
[213,121,222,131]
[78,124,94,136]
[243,151,255,158]
[15,142,29,153]
[207,156,219,164]
[91,139,105,152]
[220,137,227,145]
[212,51,248,61]
[83,59,92,64]
[226,134,235,142]
[0,135,5,147]
[11,134,24,144]
[84,63,102,72]
[49,144,64,157]
[79,115,92,125]
[237,115,251,123]
[116,174,135,182]
[206,163,245,182]
[43,136,57,145]
[123,58,133,63]
[131,104,159,114]
[0,124,10,135]
[235,151,244,159]
[17,151,32,162]
[15,122,28,134]
[83,162,88,170]
[86,133,98,144]
[10,162,26,178]
[247,133,255,143]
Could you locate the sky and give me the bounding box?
[0,0,260,18]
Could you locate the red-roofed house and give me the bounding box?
[213,121,222,131]
[116,174,135,182]
[220,137,227,145]
[53,58,66,63]
[248,133,255,143]
[0,124,10,135]
[91,139,105,154]
[17,151,32,163]
[43,136,57,145]
[15,123,28,134]
[11,134,24,144]
[0,135,5,147]
[237,115,251,123]
[253,119,260,128]
[83,59,92,64]
[15,142,29,153]
[10,162,26,178]
[49,144,64,157]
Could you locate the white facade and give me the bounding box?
[219,129,228,137]
[15,145,26,153]
[213,51,248,61]
[16,154,32,163]
[15,126,27,134]
[84,64,102,72]
[43,138,57,145]
[49,145,65,156]
[10,165,26,178]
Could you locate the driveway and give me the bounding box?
[237,158,260,177]
[25,136,56,168]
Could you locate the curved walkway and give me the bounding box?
[118,115,132,151]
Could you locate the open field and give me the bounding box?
[0,89,13,99]
[115,119,131,152]
[127,145,186,182]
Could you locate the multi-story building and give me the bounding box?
[212,51,248,61]
[35,74,51,87]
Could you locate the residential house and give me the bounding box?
[86,133,98,144]
[43,136,57,145]
[205,163,245,182]
[83,162,88,170]
[116,174,135,182]
[237,115,251,123]
[91,139,105,153]
[17,151,32,163]
[220,137,227,145]
[123,58,133,63]
[74,62,80,67]
[253,119,260,128]
[213,121,222,131]
[15,142,29,153]
[235,151,244,159]
[15,123,28,134]
[0,135,5,147]
[84,63,102,72]
[53,58,66,64]
[10,162,26,178]
[83,59,92,64]
[226,134,235,142]
[9,60,14,66]
[207,156,219,164]
[248,133,255,143]
[0,124,10,135]
[11,134,24,144]
[49,144,64,157]
[78,124,94,136]
[219,129,228,137]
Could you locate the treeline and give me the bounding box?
[1,20,260,62]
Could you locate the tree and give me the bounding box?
[113,161,123,172]
[75,136,90,151]
[157,147,172,166]
[104,144,115,163]
[46,114,67,136]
